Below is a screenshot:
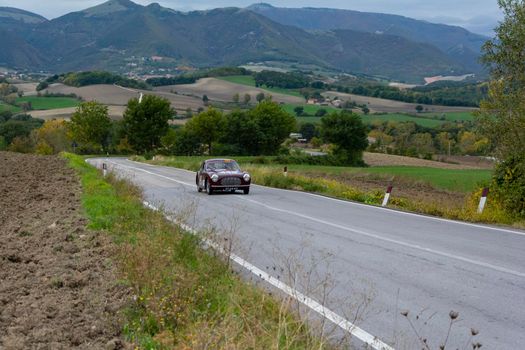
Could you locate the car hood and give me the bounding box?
[212,170,244,176]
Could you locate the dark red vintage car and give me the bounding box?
[196,159,251,195]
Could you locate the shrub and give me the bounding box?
[492,156,525,218]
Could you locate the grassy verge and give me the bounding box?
[64,153,336,349]
[16,96,80,110]
[134,155,519,226]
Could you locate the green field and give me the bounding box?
[0,103,21,113]
[294,112,449,127]
[425,111,476,122]
[283,103,339,116]
[364,113,446,127]
[16,96,80,110]
[142,156,491,193]
[218,75,256,86]
[217,75,303,98]
[331,166,491,192]
[260,164,491,193]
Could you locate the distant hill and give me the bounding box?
[0,7,47,24]
[0,0,483,82]
[248,3,488,73]
[0,27,45,69]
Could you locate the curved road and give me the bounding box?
[88,158,525,349]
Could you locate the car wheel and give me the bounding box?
[243,188,250,195]
[207,182,213,195]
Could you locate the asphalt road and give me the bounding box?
[88,158,525,349]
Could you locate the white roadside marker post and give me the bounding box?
[102,163,108,177]
[138,92,143,104]
[284,166,288,177]
[478,188,489,214]
[382,185,393,207]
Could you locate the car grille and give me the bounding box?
[221,177,241,186]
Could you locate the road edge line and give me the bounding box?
[143,200,394,350]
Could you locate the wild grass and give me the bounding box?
[65,153,341,349]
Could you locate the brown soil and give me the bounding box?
[155,77,304,104]
[305,170,467,210]
[45,83,204,115]
[323,91,477,114]
[363,152,489,169]
[0,152,130,349]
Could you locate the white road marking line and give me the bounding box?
[104,159,194,187]
[143,200,394,350]
[238,197,525,279]
[262,186,525,236]
[127,159,525,237]
[99,159,525,278]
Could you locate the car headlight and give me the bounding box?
[211,174,219,182]
[243,173,251,182]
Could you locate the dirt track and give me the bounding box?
[0,152,129,349]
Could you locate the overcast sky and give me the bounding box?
[0,0,502,36]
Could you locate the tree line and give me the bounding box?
[40,71,149,90]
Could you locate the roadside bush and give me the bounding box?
[492,156,525,218]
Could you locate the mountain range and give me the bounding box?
[0,0,489,83]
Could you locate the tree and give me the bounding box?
[202,94,209,105]
[415,105,424,113]
[315,108,327,117]
[299,122,318,141]
[362,106,370,115]
[122,95,173,153]
[321,111,368,165]
[477,0,525,216]
[410,132,434,155]
[185,107,193,118]
[243,93,251,105]
[184,108,225,155]
[232,93,240,103]
[478,0,525,160]
[294,106,304,116]
[249,100,296,155]
[256,92,265,103]
[0,118,44,145]
[35,119,70,154]
[69,101,112,152]
[221,110,262,155]
[0,135,7,150]
[436,131,455,155]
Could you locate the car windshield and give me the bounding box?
[206,160,241,172]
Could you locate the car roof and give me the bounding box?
[205,159,236,163]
